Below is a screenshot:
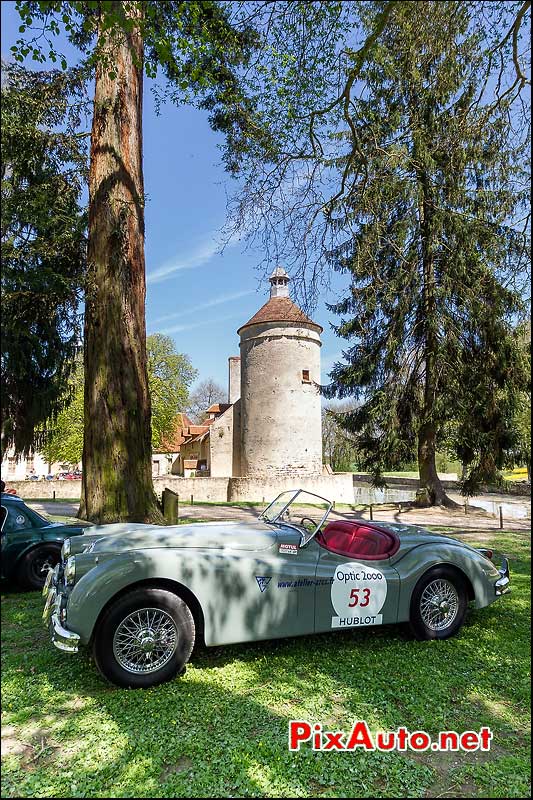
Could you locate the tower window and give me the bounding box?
[302,370,310,383]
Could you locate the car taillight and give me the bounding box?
[479,548,493,561]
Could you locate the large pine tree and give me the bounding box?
[324,2,530,504]
[13,1,258,522]
[1,63,87,456]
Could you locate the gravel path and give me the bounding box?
[28,498,530,531]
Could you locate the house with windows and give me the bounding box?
[0,449,78,481]
[172,404,233,477]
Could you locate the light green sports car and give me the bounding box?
[42,490,510,688]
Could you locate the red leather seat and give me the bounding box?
[317,520,399,560]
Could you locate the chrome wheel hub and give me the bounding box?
[139,632,156,653]
[420,579,459,632]
[113,608,178,674]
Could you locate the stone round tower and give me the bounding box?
[238,267,323,477]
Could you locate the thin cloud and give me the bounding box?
[146,231,241,286]
[157,312,243,336]
[151,289,255,325]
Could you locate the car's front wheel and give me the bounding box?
[93,588,195,688]
[17,544,61,590]
[410,567,468,640]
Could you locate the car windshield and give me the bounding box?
[259,490,333,546]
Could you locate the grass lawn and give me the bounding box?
[502,468,529,482]
[1,528,530,798]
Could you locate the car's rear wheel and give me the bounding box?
[17,545,61,590]
[93,588,195,688]
[410,567,468,640]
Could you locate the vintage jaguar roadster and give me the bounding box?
[42,490,510,688]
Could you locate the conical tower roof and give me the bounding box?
[238,267,322,334]
[238,296,322,334]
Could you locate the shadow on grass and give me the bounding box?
[1,540,530,798]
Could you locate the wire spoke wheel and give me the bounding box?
[113,608,178,675]
[419,578,459,632]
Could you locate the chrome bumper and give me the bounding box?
[42,563,56,596]
[495,558,511,596]
[49,614,80,653]
[42,566,80,653]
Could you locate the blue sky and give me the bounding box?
[1,2,348,395]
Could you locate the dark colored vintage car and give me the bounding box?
[1,493,87,590]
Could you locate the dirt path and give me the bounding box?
[28,499,531,531]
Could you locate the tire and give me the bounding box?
[17,544,62,590]
[409,566,468,641]
[93,588,195,689]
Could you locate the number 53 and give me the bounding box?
[348,587,370,607]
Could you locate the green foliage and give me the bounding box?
[513,393,532,475]
[452,333,531,494]
[41,358,84,466]
[322,403,361,472]
[12,1,260,144]
[223,2,530,297]
[147,334,197,450]
[1,62,88,455]
[43,338,197,460]
[322,3,530,494]
[1,527,530,797]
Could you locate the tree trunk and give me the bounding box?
[416,156,456,508]
[79,4,162,523]
[417,420,455,506]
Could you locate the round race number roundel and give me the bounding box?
[330,562,387,628]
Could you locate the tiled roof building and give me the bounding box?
[172,267,322,478]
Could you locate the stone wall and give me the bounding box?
[153,476,231,502]
[209,406,236,478]
[8,472,529,505]
[154,473,355,504]
[232,399,242,477]
[228,473,354,504]
[4,480,82,499]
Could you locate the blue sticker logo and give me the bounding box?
[255,576,272,593]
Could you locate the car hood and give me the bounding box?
[42,522,88,534]
[73,521,279,555]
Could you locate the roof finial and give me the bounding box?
[269,266,290,298]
